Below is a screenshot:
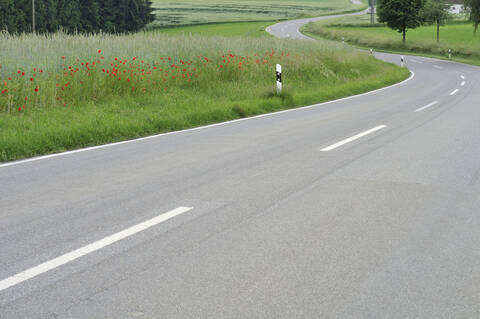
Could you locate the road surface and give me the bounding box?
[1,10,480,319]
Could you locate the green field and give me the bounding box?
[154,21,272,37]
[150,0,366,28]
[0,32,407,162]
[304,13,480,64]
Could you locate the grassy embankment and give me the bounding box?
[303,13,480,65]
[149,0,366,29]
[0,32,408,162]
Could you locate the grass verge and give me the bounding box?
[0,33,408,163]
[303,14,480,65]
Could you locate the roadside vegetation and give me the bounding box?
[303,13,480,64]
[0,32,408,162]
[149,0,366,28]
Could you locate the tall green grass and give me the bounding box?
[0,32,408,162]
[304,14,480,64]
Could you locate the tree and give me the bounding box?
[465,0,480,35]
[1,0,154,34]
[36,0,59,33]
[79,0,100,33]
[0,0,20,32]
[137,0,155,30]
[377,0,426,42]
[421,0,450,42]
[57,0,80,33]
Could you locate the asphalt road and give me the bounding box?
[1,12,480,319]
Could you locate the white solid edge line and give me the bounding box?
[415,101,438,112]
[0,206,193,292]
[320,125,387,152]
[0,72,415,169]
[450,89,460,96]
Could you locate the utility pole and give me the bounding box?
[32,0,36,33]
[370,0,375,25]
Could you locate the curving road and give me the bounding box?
[266,8,368,40]
[1,10,480,319]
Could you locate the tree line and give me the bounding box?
[377,0,480,42]
[0,0,155,34]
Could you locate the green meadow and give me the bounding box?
[154,21,272,37]
[150,0,366,28]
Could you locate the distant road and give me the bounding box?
[266,8,368,39]
[1,7,480,319]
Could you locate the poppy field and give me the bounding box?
[0,32,408,162]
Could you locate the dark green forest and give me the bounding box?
[0,0,154,34]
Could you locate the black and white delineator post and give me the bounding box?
[276,64,282,95]
[448,49,452,59]
[401,55,404,67]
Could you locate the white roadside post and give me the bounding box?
[448,49,452,59]
[276,64,282,95]
[401,55,405,67]
[370,48,373,55]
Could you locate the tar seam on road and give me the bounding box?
[320,125,387,152]
[0,207,193,293]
